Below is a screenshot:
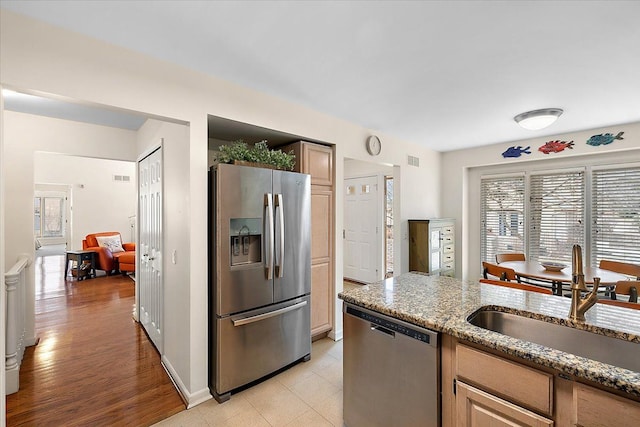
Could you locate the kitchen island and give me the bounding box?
[339,272,640,426]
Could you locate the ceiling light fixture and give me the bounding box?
[514,108,563,130]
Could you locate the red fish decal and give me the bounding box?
[538,140,574,154]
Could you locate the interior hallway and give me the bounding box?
[6,254,184,426]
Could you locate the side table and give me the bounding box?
[65,250,96,280]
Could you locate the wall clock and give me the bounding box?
[366,135,382,156]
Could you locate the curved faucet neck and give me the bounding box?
[569,244,600,322]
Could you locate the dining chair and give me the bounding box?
[482,262,518,282]
[597,299,640,310]
[599,260,640,279]
[495,253,526,264]
[479,279,552,295]
[610,280,639,303]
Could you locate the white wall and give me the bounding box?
[441,122,640,280]
[344,158,394,178]
[34,153,136,250]
[0,84,6,423]
[135,119,197,402]
[1,10,441,406]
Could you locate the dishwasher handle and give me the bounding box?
[371,324,395,338]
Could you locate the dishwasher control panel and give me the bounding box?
[346,305,433,344]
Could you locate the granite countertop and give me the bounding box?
[339,272,640,398]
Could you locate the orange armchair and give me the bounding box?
[82,232,135,275]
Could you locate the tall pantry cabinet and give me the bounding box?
[283,141,335,338]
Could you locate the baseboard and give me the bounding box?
[328,327,343,341]
[161,355,212,409]
[5,365,19,394]
[343,277,368,286]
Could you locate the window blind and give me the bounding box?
[591,166,640,266]
[480,176,525,263]
[528,171,584,264]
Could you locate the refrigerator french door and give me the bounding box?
[209,163,311,402]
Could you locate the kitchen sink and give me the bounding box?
[467,309,640,372]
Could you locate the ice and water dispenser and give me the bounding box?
[229,218,262,266]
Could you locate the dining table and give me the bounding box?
[499,260,630,296]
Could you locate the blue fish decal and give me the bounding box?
[587,131,624,146]
[502,145,531,158]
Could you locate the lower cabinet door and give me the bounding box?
[457,381,553,427]
[573,382,640,426]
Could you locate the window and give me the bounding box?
[385,176,394,278]
[480,163,640,266]
[480,176,525,263]
[34,196,65,238]
[591,166,640,265]
[529,171,585,264]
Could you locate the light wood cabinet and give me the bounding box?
[571,382,640,426]
[443,339,640,427]
[456,344,553,416]
[283,141,335,337]
[456,381,553,427]
[408,219,455,277]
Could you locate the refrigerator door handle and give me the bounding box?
[264,193,274,280]
[232,301,308,327]
[275,193,285,278]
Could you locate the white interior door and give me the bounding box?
[344,176,379,283]
[139,147,163,352]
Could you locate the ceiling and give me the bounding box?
[2,1,640,152]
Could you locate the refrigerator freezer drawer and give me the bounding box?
[213,295,311,399]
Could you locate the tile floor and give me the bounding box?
[154,337,345,427]
[155,281,364,427]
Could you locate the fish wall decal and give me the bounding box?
[586,131,624,146]
[538,140,574,154]
[502,146,531,158]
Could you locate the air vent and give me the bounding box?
[113,175,131,183]
[408,155,420,167]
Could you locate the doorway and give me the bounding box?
[34,184,71,255]
[343,159,395,284]
[344,175,379,283]
[2,89,183,410]
[385,175,394,278]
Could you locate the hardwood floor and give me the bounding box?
[6,255,185,426]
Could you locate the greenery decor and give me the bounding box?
[217,140,296,171]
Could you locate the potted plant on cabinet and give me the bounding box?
[216,140,296,171]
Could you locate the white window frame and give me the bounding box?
[528,168,586,264]
[590,162,640,266]
[480,162,639,266]
[480,173,525,263]
[34,193,66,239]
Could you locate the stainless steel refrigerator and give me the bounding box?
[209,163,311,402]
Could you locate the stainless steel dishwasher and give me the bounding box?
[343,303,440,427]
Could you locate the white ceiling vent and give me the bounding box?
[113,174,131,183]
[407,155,420,167]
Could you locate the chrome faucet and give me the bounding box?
[569,244,600,322]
